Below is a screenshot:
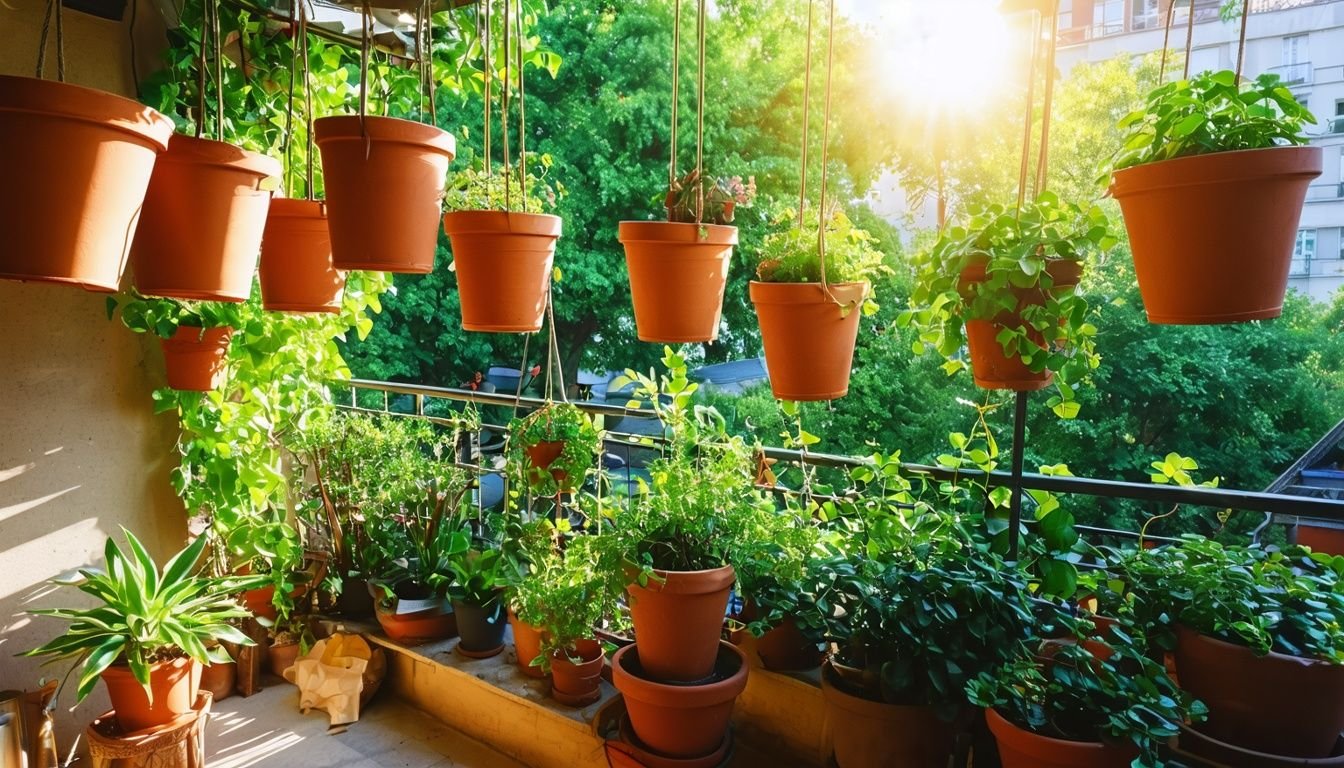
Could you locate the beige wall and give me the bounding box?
[0,0,187,741]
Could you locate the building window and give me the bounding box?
[1131,0,1159,30]
[1291,229,1317,277]
[1283,35,1308,66]
[1332,100,1344,134]
[1059,7,1073,30]
[1095,0,1124,35]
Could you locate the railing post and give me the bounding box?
[1007,390,1029,560]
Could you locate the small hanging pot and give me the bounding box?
[259,198,345,313]
[131,134,280,301]
[442,211,562,332]
[958,259,1082,392]
[0,75,174,292]
[315,115,455,274]
[750,281,868,401]
[619,221,737,343]
[160,325,233,391]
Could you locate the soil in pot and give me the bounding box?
[509,609,548,679]
[618,221,737,343]
[443,211,562,332]
[130,133,280,301]
[985,708,1137,768]
[100,656,202,733]
[550,639,605,707]
[259,198,345,313]
[820,661,953,768]
[200,658,236,702]
[750,281,868,401]
[160,326,232,391]
[1110,146,1322,324]
[376,604,457,645]
[0,76,174,292]
[959,260,1082,392]
[315,115,455,274]
[1174,624,1344,758]
[625,565,735,683]
[612,641,748,760]
[453,598,507,658]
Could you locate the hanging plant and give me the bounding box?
[108,293,240,391]
[506,402,600,496]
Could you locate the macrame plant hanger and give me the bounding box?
[34,0,66,83]
[665,0,710,226]
[1159,0,1251,85]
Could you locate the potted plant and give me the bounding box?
[442,158,564,333]
[0,75,174,291]
[731,500,826,673]
[108,293,239,392]
[505,402,601,497]
[1109,70,1322,324]
[23,530,262,731]
[905,193,1116,417]
[259,197,345,313]
[618,170,756,343]
[447,539,512,659]
[750,206,887,401]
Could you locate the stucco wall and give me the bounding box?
[0,0,188,742]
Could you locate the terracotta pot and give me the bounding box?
[986,708,1136,768]
[750,281,868,401]
[959,260,1082,392]
[160,326,232,391]
[550,639,605,707]
[376,605,457,645]
[259,198,345,313]
[618,221,737,343]
[100,657,201,733]
[200,659,235,702]
[267,641,301,678]
[821,662,952,768]
[131,133,280,301]
[452,598,507,656]
[612,715,731,768]
[1174,723,1344,767]
[612,641,748,759]
[1174,624,1344,758]
[509,609,548,678]
[443,211,562,332]
[755,616,824,672]
[1110,146,1322,324]
[625,565,735,683]
[315,115,455,273]
[0,76,173,291]
[523,440,573,492]
[239,585,278,622]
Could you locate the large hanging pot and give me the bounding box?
[625,565,734,683]
[442,211,562,332]
[820,663,953,768]
[160,326,233,391]
[130,134,280,301]
[750,281,867,401]
[259,198,345,313]
[1110,146,1321,324]
[0,75,174,291]
[959,260,1082,391]
[315,115,455,273]
[618,221,736,343]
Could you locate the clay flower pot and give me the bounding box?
[315,115,455,273]
[523,440,575,492]
[1174,723,1344,766]
[131,134,280,301]
[376,603,457,645]
[239,584,278,622]
[959,260,1082,391]
[612,641,748,759]
[100,657,201,733]
[625,565,735,683]
[750,281,868,401]
[259,198,345,313]
[452,598,507,658]
[509,609,548,678]
[160,326,233,391]
[442,211,563,332]
[267,641,301,678]
[550,639,605,707]
[986,708,1137,768]
[0,76,174,292]
[200,658,236,702]
[820,662,953,768]
[754,616,824,673]
[1110,146,1322,324]
[1174,624,1344,758]
[618,221,737,343]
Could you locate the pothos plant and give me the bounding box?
[107,293,241,338]
[505,402,602,497]
[662,168,757,226]
[903,192,1118,419]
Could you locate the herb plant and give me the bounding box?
[513,535,621,672]
[506,402,602,496]
[754,206,887,287]
[663,168,757,225]
[443,150,563,214]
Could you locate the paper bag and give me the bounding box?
[283,633,382,726]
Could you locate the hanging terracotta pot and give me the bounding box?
[625,565,734,683]
[750,281,868,401]
[959,260,1082,391]
[442,211,562,332]
[1174,624,1344,758]
[612,641,748,760]
[1110,146,1321,324]
[986,708,1136,768]
[160,326,233,392]
[1298,522,1344,556]
[523,440,576,492]
[0,76,174,292]
[509,608,548,678]
[259,198,345,313]
[550,639,605,707]
[618,221,737,343]
[131,134,280,301]
[100,657,201,733]
[315,115,455,273]
[820,662,952,768]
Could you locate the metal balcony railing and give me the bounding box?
[1268,61,1313,85]
[1306,182,1344,202]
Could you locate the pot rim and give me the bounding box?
[313,114,456,157]
[0,74,174,150]
[160,325,234,348]
[748,280,870,305]
[626,564,736,595]
[618,220,739,246]
[266,198,328,219]
[1110,145,1322,197]
[1175,623,1340,668]
[443,209,563,237]
[100,655,195,678]
[162,133,282,180]
[611,641,748,707]
[985,707,1127,756]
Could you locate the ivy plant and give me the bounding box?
[754,205,889,290]
[107,294,241,338]
[505,402,602,497]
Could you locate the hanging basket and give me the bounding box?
[750,281,867,402]
[0,75,174,292]
[443,210,562,332]
[160,326,233,391]
[259,198,345,313]
[130,134,280,301]
[315,115,455,274]
[1110,146,1321,324]
[959,259,1082,392]
[618,221,736,343]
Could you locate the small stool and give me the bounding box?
[87,692,212,768]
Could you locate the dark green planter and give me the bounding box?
[452,598,507,658]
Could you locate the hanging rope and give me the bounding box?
[35,0,66,81]
[515,0,527,209]
[212,0,223,140]
[815,0,837,297]
[1015,10,1041,212]
[694,0,707,224]
[797,0,814,229]
[482,0,493,181]
[301,0,315,198]
[427,1,437,127]
[1234,0,1251,81]
[1158,0,1178,82]
[1034,2,1061,198]
[545,288,568,403]
[359,0,372,139]
[668,0,682,188]
[416,3,427,117]
[501,0,513,212]
[1182,0,1197,79]
[285,0,300,196]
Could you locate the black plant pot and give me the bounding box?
[336,577,375,618]
[452,598,507,658]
